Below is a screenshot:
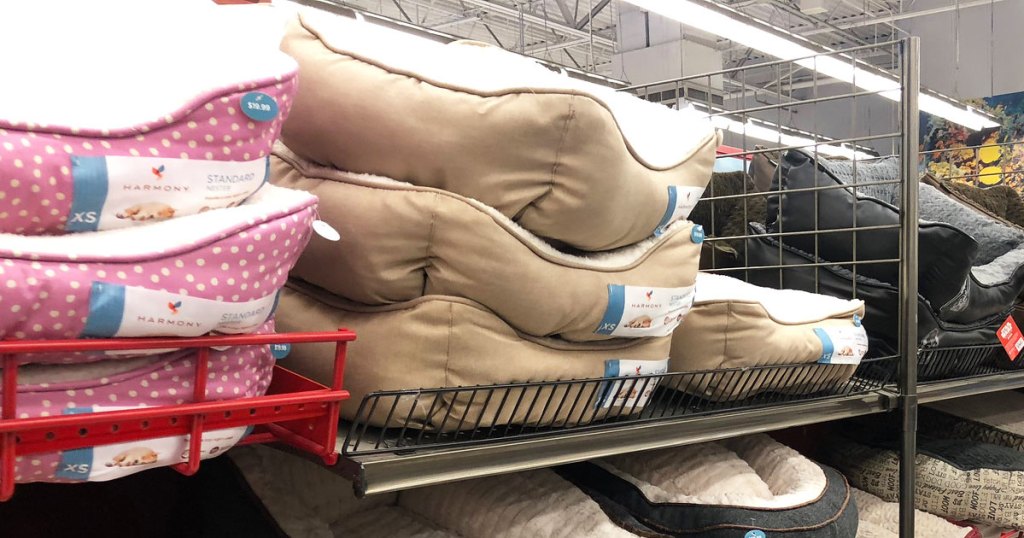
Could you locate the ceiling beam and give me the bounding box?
[552,0,577,26]
[575,0,611,29]
[430,14,481,29]
[804,0,1012,34]
[455,0,616,48]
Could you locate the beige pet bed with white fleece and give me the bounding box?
[399,469,638,538]
[273,146,701,342]
[277,282,673,429]
[278,10,721,251]
[671,273,867,401]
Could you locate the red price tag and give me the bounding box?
[998,315,1024,361]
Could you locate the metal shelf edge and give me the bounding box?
[917,370,1024,404]
[338,391,891,496]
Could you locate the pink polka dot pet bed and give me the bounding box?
[1,334,274,484]
[0,2,297,234]
[0,184,315,362]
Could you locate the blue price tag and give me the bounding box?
[745,530,766,538]
[270,343,291,360]
[240,92,279,122]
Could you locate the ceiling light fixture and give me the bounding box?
[623,0,999,131]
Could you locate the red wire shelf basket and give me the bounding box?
[0,329,355,501]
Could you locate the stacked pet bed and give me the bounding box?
[0,1,317,484]
[3,329,275,483]
[272,8,716,429]
[670,273,867,401]
[746,149,1024,374]
[828,426,1024,529]
[556,433,858,537]
[280,10,720,252]
[277,281,673,429]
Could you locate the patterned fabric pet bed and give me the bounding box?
[921,391,1024,451]
[276,282,672,429]
[2,332,274,484]
[272,146,699,342]
[0,184,315,361]
[279,10,720,251]
[0,2,297,234]
[670,273,866,400]
[829,431,1024,528]
[853,488,972,538]
[400,469,639,537]
[556,433,858,537]
[765,150,1024,326]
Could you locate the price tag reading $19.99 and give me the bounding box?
[997,315,1024,361]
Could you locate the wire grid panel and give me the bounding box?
[343,355,897,456]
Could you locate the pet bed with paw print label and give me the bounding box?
[556,433,858,537]
[829,432,1024,529]
[273,146,700,342]
[279,11,720,252]
[670,273,866,400]
[0,2,297,234]
[1,333,274,484]
[0,184,315,362]
[399,469,640,538]
[275,282,673,429]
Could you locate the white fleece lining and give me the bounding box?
[292,9,717,170]
[0,0,296,129]
[277,144,687,270]
[696,272,863,324]
[0,184,315,261]
[852,488,971,538]
[926,391,1024,437]
[600,434,827,509]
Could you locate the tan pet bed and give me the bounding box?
[276,282,673,429]
[273,146,701,342]
[279,10,720,251]
[671,273,867,400]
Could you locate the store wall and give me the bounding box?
[899,0,1024,99]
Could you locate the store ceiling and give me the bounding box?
[323,1,952,80]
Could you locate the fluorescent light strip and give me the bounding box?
[625,0,999,131]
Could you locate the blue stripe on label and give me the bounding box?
[595,285,627,335]
[262,156,270,184]
[67,156,110,232]
[55,408,95,481]
[596,360,622,408]
[268,290,281,320]
[814,328,835,364]
[81,282,127,337]
[653,186,678,237]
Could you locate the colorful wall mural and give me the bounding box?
[921,91,1024,192]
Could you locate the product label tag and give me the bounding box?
[270,343,291,360]
[594,285,695,337]
[68,155,268,232]
[56,405,247,482]
[82,283,278,338]
[998,315,1024,361]
[814,326,869,365]
[597,359,669,409]
[654,185,705,236]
